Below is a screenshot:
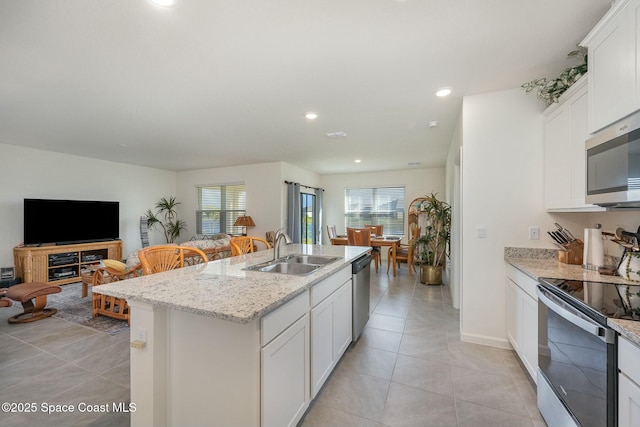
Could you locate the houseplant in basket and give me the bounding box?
[412,193,451,285]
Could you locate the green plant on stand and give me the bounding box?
[412,193,451,285]
[145,196,187,244]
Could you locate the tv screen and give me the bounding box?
[24,199,120,245]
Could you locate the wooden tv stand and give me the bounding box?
[14,240,123,285]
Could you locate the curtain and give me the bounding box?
[287,181,302,243]
[314,188,323,244]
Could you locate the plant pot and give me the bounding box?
[420,265,443,285]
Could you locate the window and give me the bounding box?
[196,184,247,235]
[345,187,405,235]
[301,193,316,244]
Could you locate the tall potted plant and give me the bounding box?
[145,196,187,244]
[412,193,451,285]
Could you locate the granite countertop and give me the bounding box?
[505,247,640,346]
[93,244,369,324]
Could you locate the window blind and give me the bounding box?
[344,187,405,235]
[196,183,247,235]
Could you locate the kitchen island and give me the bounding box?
[93,244,369,427]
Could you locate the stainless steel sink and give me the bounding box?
[245,254,341,275]
[254,262,321,275]
[283,254,341,265]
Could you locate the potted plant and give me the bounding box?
[412,193,451,285]
[145,196,187,244]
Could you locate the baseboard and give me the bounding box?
[460,332,512,350]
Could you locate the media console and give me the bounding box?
[14,240,123,285]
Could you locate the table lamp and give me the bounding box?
[234,215,255,236]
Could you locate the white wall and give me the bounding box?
[0,143,176,268]
[461,89,556,348]
[445,114,463,309]
[320,168,445,242]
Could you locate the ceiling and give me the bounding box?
[0,0,611,175]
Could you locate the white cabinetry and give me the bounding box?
[261,291,310,427]
[618,336,640,427]
[310,265,352,398]
[505,264,538,382]
[543,76,602,211]
[582,0,640,133]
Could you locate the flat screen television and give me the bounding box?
[24,198,120,245]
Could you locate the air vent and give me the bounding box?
[326,131,347,138]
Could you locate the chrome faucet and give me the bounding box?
[273,228,292,261]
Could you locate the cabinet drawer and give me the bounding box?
[310,265,351,307]
[619,336,640,385]
[261,290,309,346]
[505,263,538,300]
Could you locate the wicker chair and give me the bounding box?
[92,263,143,325]
[229,236,271,256]
[137,245,209,275]
[347,227,380,273]
[0,288,12,308]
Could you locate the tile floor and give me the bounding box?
[0,267,546,427]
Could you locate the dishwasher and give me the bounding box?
[352,253,371,341]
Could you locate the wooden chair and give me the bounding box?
[327,225,338,244]
[347,227,380,273]
[364,224,384,236]
[92,263,144,325]
[138,245,209,275]
[230,236,272,256]
[388,225,421,276]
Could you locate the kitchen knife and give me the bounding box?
[552,231,568,244]
[548,231,564,245]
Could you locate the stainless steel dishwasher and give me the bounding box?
[352,253,371,341]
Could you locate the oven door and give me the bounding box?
[537,285,616,427]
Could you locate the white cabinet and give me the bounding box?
[582,0,640,133]
[543,75,602,211]
[261,292,310,427]
[505,264,538,382]
[618,336,640,427]
[310,266,352,398]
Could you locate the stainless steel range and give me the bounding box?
[537,277,640,427]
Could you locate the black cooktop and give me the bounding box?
[539,277,640,322]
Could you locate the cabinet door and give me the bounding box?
[619,373,640,427]
[310,296,335,398]
[544,106,571,209]
[505,277,520,352]
[520,292,538,381]
[333,281,353,360]
[261,313,310,427]
[586,0,639,132]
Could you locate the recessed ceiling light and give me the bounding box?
[428,121,439,128]
[436,88,452,97]
[354,159,362,163]
[305,112,318,120]
[151,0,175,6]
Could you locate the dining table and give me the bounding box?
[330,235,403,276]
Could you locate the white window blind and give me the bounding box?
[345,187,405,235]
[196,183,247,235]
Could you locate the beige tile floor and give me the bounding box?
[0,266,546,427]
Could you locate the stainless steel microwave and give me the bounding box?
[586,112,640,209]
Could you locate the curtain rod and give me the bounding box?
[284,180,324,192]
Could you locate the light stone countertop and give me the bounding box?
[92,244,370,324]
[505,247,640,346]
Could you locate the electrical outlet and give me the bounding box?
[529,226,540,240]
[477,225,487,238]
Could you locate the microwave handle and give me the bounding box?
[536,286,614,344]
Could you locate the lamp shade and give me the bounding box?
[234,215,255,227]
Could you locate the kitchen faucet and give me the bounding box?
[273,228,292,261]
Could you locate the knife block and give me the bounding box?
[558,239,584,265]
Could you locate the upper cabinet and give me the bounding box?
[582,0,640,133]
[543,75,603,211]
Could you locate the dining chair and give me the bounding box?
[327,225,338,244]
[230,236,271,256]
[364,224,384,236]
[138,245,209,275]
[346,227,380,273]
[388,225,421,276]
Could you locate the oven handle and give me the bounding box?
[536,286,615,344]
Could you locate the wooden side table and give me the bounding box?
[80,265,100,298]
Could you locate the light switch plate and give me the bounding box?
[477,225,487,238]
